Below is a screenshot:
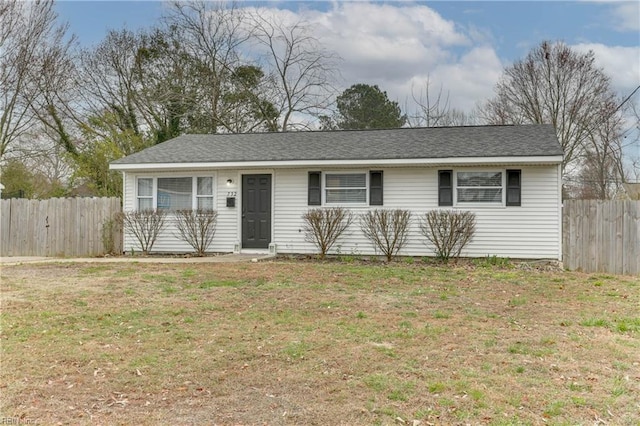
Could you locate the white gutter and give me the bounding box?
[110,155,563,171]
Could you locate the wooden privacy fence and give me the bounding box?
[0,197,122,257]
[563,200,639,275]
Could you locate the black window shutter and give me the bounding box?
[308,171,321,206]
[370,170,383,206]
[506,169,521,206]
[438,170,453,206]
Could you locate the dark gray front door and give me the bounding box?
[242,174,272,249]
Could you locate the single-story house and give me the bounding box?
[110,124,563,260]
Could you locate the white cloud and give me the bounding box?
[430,46,504,112]
[609,2,640,32]
[572,43,640,95]
[395,46,503,115]
[243,3,637,121]
[572,40,640,166]
[261,2,503,114]
[578,1,639,32]
[301,2,470,85]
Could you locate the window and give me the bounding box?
[437,169,521,207]
[438,170,453,206]
[325,173,367,204]
[136,176,214,211]
[369,171,383,206]
[506,170,521,206]
[137,178,153,210]
[308,171,381,205]
[308,172,321,206]
[158,177,192,210]
[197,177,214,209]
[456,171,503,203]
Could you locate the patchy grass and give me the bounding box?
[1,261,639,425]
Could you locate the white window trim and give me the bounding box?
[135,173,216,211]
[453,169,506,207]
[195,176,215,210]
[323,170,369,206]
[136,177,154,210]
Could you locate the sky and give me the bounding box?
[55,1,640,145]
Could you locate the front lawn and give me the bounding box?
[1,260,638,425]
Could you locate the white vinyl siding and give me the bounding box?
[124,171,236,254]
[273,165,561,259]
[123,164,561,259]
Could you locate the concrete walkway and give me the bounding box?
[0,253,275,266]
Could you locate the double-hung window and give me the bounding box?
[137,176,215,211]
[437,169,522,207]
[196,177,214,209]
[456,171,503,204]
[325,173,367,204]
[137,178,153,210]
[308,171,383,206]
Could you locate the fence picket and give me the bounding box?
[623,201,639,275]
[563,200,639,274]
[0,197,122,257]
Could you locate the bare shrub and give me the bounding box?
[360,209,411,261]
[419,210,476,263]
[101,216,122,255]
[302,207,353,259]
[174,209,219,256]
[117,209,167,255]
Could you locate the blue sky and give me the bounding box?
[55,1,639,152]
[56,2,640,53]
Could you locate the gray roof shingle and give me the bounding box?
[111,124,562,165]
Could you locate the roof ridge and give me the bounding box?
[177,123,552,138]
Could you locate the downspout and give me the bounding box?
[557,163,563,262]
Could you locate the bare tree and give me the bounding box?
[407,77,477,128]
[28,19,78,156]
[251,11,340,131]
[79,27,195,144]
[575,99,628,199]
[479,41,618,175]
[0,0,73,160]
[407,77,450,128]
[1,0,35,159]
[163,1,258,133]
[134,28,187,142]
[79,29,142,136]
[625,97,640,184]
[440,108,478,127]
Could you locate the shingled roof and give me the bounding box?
[111,124,562,166]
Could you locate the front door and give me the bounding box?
[242,174,272,249]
